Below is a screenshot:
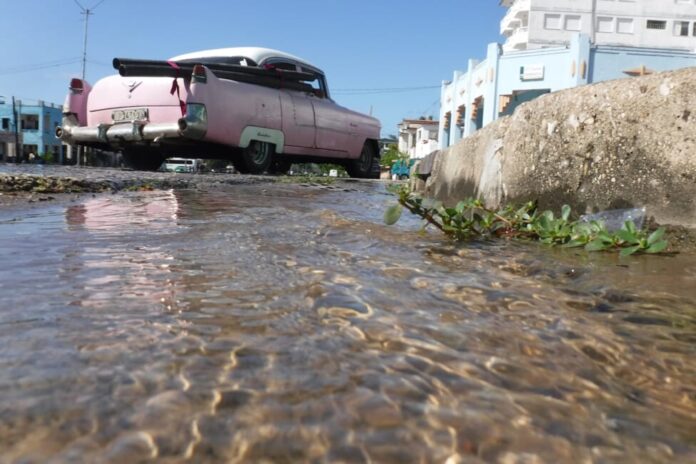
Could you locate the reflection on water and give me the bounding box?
[0,184,695,463]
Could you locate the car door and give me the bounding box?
[302,69,350,155]
[265,59,316,150]
[282,92,315,150]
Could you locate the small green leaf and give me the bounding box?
[422,199,441,210]
[619,245,641,257]
[585,239,609,252]
[597,231,614,243]
[646,240,668,254]
[562,239,586,248]
[384,204,403,225]
[647,227,666,246]
[573,223,592,237]
[561,205,571,222]
[616,229,638,244]
[624,220,637,235]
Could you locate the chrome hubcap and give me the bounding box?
[251,142,270,165]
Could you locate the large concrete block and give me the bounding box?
[421,67,696,228]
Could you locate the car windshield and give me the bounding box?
[177,56,257,67]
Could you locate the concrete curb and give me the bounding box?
[414,67,696,229]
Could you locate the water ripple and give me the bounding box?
[0,185,694,462]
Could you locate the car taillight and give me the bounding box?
[70,78,84,93]
[192,65,207,84]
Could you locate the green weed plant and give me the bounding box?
[384,186,668,256]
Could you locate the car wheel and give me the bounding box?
[121,148,166,171]
[346,143,379,179]
[235,141,273,174]
[268,157,292,175]
[399,174,409,181]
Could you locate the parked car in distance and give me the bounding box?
[390,158,416,180]
[57,47,382,178]
[162,157,203,173]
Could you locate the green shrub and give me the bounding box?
[384,186,668,256]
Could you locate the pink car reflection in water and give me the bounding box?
[65,191,182,312]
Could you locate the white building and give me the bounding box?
[438,1,696,149]
[501,0,696,53]
[397,119,439,159]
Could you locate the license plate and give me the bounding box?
[112,108,149,123]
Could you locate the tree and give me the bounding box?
[380,143,407,168]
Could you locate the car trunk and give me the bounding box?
[86,75,190,127]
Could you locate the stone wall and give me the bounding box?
[419,67,696,228]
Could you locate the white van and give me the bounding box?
[163,158,202,173]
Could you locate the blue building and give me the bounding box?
[0,97,65,162]
[439,0,696,149]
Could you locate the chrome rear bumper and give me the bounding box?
[57,104,207,145]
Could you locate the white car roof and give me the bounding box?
[169,47,320,71]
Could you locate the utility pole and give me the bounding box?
[80,8,92,81]
[12,96,20,164]
[74,0,107,82]
[74,0,106,166]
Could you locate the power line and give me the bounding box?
[91,0,109,10]
[417,97,441,118]
[0,57,82,76]
[332,84,441,95]
[86,58,112,68]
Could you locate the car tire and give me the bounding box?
[399,174,409,181]
[121,148,166,171]
[234,141,273,174]
[268,157,292,175]
[346,143,379,179]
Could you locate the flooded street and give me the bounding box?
[0,173,695,463]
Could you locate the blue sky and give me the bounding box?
[0,0,505,136]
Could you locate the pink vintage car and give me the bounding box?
[57,47,382,177]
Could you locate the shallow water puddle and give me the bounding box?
[0,184,694,463]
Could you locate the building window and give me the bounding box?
[20,115,39,130]
[647,20,667,30]
[565,15,582,31]
[1,118,9,130]
[597,16,614,33]
[617,18,635,34]
[693,22,696,36]
[674,20,690,36]
[544,14,561,30]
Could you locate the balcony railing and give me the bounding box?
[503,27,529,52]
[500,0,531,35]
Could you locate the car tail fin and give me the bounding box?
[70,78,85,93]
[192,65,207,84]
